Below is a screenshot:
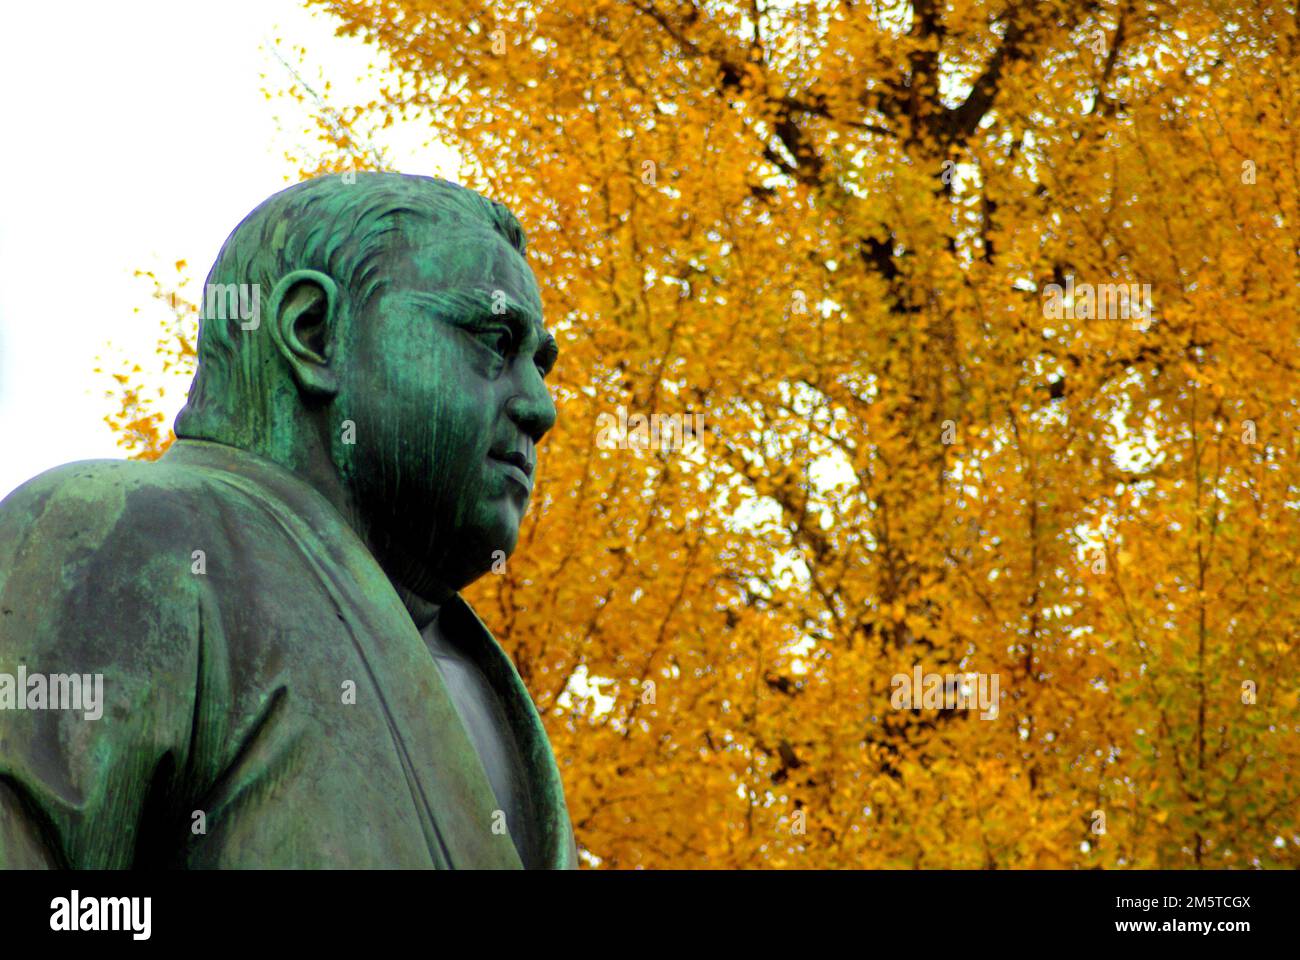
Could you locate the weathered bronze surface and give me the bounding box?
[0,173,576,868]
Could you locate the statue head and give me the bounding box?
[175,172,558,602]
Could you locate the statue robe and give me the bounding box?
[0,439,577,868]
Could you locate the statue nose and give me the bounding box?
[505,384,556,442]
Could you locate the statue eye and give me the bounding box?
[535,340,558,379]
[476,322,517,358]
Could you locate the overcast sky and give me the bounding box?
[0,0,455,499]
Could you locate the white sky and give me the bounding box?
[0,0,455,499]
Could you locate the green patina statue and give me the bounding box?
[0,173,577,868]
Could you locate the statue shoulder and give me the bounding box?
[0,456,218,549]
[0,457,223,647]
[0,458,229,868]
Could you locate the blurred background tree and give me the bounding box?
[105,0,1300,868]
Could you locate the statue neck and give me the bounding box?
[395,583,448,632]
[177,415,458,629]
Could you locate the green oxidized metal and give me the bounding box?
[0,173,575,868]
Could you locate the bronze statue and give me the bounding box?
[0,173,576,868]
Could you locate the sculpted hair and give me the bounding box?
[174,172,526,447]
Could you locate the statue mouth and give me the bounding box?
[488,450,534,494]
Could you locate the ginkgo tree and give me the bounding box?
[106,0,1300,868]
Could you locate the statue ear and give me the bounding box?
[269,270,342,399]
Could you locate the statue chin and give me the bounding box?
[367,515,517,601]
[446,529,519,590]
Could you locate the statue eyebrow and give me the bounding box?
[402,289,558,375]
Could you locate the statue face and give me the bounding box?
[333,225,557,596]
